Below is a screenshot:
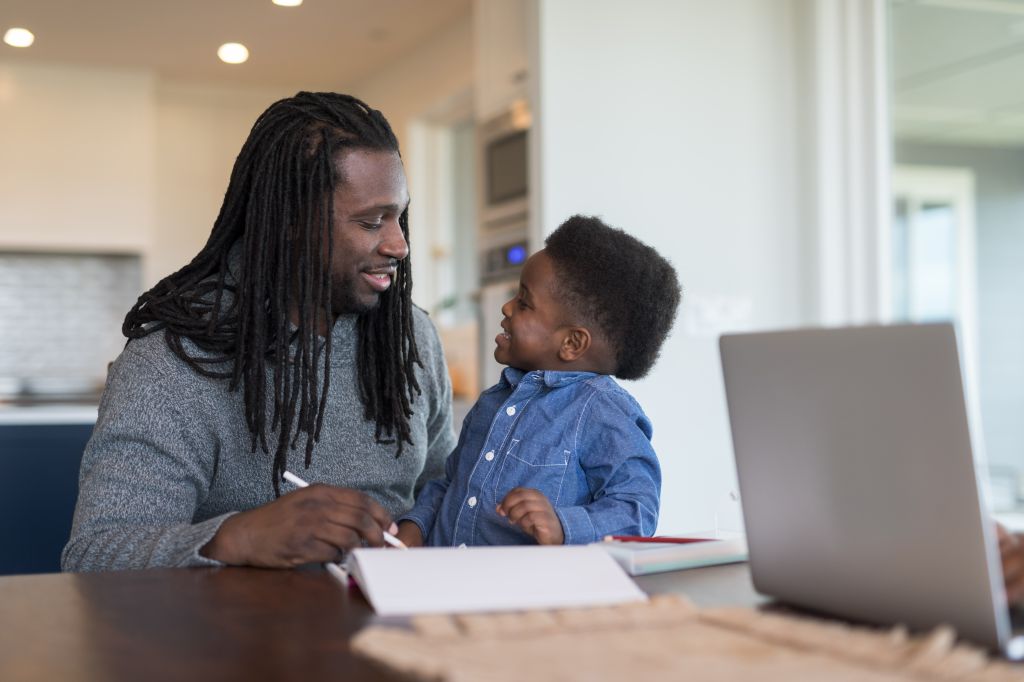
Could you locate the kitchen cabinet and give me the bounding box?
[0,407,95,575]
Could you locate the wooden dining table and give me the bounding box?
[0,562,763,682]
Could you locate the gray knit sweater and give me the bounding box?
[61,310,455,572]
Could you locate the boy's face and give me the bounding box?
[494,250,574,371]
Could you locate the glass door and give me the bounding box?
[890,165,977,330]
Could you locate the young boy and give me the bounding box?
[396,215,682,547]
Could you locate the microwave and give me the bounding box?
[478,109,529,228]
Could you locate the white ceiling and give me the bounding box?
[891,0,1024,147]
[0,0,471,91]
[5,0,1017,147]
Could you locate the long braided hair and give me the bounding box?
[123,92,421,493]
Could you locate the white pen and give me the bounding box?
[282,470,409,549]
[323,561,349,584]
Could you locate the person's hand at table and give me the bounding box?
[201,484,396,567]
[496,487,565,545]
[394,521,425,548]
[998,523,1024,604]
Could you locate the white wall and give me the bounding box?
[152,81,291,285]
[0,62,156,254]
[531,0,807,533]
[473,0,529,121]
[349,13,473,150]
[0,61,289,286]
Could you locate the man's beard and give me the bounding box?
[330,271,381,316]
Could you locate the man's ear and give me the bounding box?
[558,327,591,362]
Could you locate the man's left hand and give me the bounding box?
[496,487,565,545]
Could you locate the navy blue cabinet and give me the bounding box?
[0,422,92,575]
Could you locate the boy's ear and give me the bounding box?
[558,327,591,362]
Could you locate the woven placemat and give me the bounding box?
[352,594,1024,681]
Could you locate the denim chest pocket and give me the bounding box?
[494,438,571,505]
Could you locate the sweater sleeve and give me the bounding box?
[411,313,456,498]
[61,344,231,572]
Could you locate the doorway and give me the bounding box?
[408,91,479,420]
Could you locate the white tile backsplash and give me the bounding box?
[0,252,141,389]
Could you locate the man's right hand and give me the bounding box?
[201,484,396,567]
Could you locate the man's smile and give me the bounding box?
[361,265,397,292]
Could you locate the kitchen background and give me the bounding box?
[2,0,1023,572]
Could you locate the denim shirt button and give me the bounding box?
[506,405,516,416]
[484,450,495,461]
[467,496,478,508]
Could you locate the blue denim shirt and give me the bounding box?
[400,368,661,546]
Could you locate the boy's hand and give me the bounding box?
[497,487,565,545]
[998,523,1024,604]
[395,520,424,548]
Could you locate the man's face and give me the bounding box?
[329,148,410,315]
[493,250,573,371]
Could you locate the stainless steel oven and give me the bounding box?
[476,105,531,388]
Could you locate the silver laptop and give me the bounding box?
[720,322,1023,657]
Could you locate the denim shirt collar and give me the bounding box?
[499,367,600,389]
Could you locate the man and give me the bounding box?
[62,92,455,571]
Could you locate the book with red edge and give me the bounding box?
[592,532,748,576]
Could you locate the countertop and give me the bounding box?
[0,398,467,427]
[0,402,98,425]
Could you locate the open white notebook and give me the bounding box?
[346,545,647,616]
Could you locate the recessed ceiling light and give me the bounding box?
[217,43,249,65]
[272,0,303,6]
[3,28,35,48]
